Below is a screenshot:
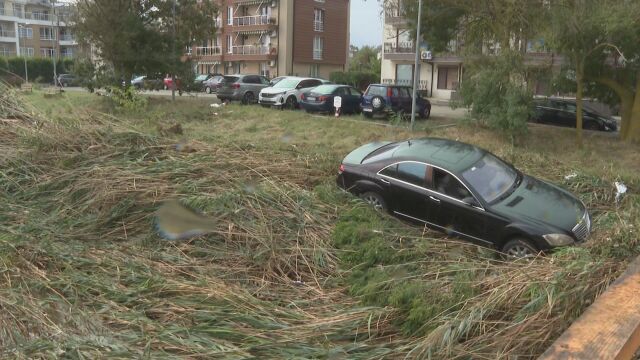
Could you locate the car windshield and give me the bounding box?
[195,75,208,81]
[133,76,145,81]
[273,78,300,89]
[461,154,518,203]
[222,76,239,83]
[312,85,339,94]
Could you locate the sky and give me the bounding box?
[350,0,383,48]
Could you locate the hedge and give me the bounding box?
[329,71,379,91]
[0,57,74,83]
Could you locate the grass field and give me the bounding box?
[1,88,639,359]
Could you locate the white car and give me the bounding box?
[259,77,329,109]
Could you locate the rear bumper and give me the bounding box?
[217,90,242,100]
[301,101,332,112]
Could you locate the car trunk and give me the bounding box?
[342,141,393,165]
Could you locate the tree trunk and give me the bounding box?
[625,77,640,143]
[619,97,633,140]
[575,64,584,148]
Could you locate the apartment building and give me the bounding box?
[0,0,77,59]
[190,0,350,80]
[381,1,560,100]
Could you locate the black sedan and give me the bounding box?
[300,85,363,114]
[531,98,617,131]
[337,138,591,258]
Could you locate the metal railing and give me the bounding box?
[40,49,55,58]
[233,15,272,26]
[382,78,430,90]
[40,35,56,41]
[384,42,415,54]
[313,20,324,32]
[313,49,323,60]
[0,29,15,38]
[60,34,75,41]
[231,45,271,55]
[0,9,72,23]
[196,46,222,56]
[27,12,51,21]
[0,49,15,57]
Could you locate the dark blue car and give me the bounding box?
[361,84,431,119]
[300,84,363,114]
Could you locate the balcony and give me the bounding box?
[384,11,408,26]
[0,49,15,57]
[60,34,74,41]
[314,20,324,32]
[383,42,415,61]
[0,29,16,39]
[26,12,51,21]
[232,45,270,55]
[195,46,222,56]
[234,15,274,27]
[382,78,430,91]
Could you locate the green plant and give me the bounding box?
[107,85,148,111]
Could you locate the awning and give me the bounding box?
[198,61,220,65]
[235,0,269,6]
[235,29,270,36]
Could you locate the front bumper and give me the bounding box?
[259,94,285,106]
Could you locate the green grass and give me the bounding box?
[1,87,639,359]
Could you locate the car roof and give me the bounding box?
[368,84,410,88]
[387,138,486,174]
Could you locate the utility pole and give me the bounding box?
[171,0,176,101]
[50,0,58,87]
[17,24,28,83]
[410,0,423,131]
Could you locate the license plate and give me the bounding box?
[363,108,373,112]
[307,97,316,101]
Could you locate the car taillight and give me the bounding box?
[233,83,241,89]
[339,164,345,173]
[301,93,305,100]
[319,96,328,101]
[387,88,393,97]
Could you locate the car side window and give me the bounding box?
[335,87,348,96]
[433,168,471,200]
[397,162,428,187]
[349,88,362,96]
[244,76,259,84]
[391,88,400,97]
[260,76,270,85]
[366,86,386,97]
[379,164,397,177]
[298,80,312,89]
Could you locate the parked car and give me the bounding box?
[131,75,146,89]
[258,77,329,109]
[194,74,222,91]
[361,84,431,119]
[57,74,77,87]
[216,74,271,104]
[300,84,363,114]
[269,76,286,86]
[531,98,617,132]
[163,76,181,90]
[202,75,225,94]
[337,138,591,259]
[143,74,164,91]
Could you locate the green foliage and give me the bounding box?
[0,57,73,84]
[71,59,98,92]
[330,71,379,91]
[107,86,148,111]
[456,54,532,141]
[349,45,381,75]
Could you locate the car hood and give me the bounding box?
[261,87,291,95]
[492,175,585,231]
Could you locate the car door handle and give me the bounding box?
[379,178,390,185]
[428,196,441,203]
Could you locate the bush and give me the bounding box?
[330,71,379,91]
[455,53,533,142]
[107,86,148,111]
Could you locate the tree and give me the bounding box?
[349,45,382,75]
[73,0,218,86]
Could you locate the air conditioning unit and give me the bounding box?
[420,50,432,60]
[270,30,277,37]
[271,1,277,8]
[269,60,276,67]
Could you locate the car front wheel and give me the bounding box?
[286,96,298,110]
[420,107,431,119]
[360,192,387,212]
[501,238,539,260]
[205,87,212,94]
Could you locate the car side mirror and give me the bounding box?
[296,85,302,90]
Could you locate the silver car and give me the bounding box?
[216,74,271,104]
[258,77,329,109]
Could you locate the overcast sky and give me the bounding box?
[350,0,383,48]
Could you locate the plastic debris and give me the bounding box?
[155,200,218,240]
[210,103,226,108]
[614,182,628,203]
[564,172,578,180]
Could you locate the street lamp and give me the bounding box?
[410,0,423,131]
[17,24,28,83]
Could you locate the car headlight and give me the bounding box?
[543,233,575,246]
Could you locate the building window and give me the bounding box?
[314,9,324,32]
[309,64,320,77]
[260,62,270,78]
[41,48,55,58]
[61,48,74,58]
[395,64,413,86]
[40,27,56,41]
[20,47,34,57]
[17,27,31,38]
[226,35,232,54]
[313,36,323,60]
[437,66,459,90]
[227,6,233,25]
[12,4,23,18]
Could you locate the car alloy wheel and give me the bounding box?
[242,92,255,105]
[421,107,431,119]
[502,239,538,260]
[371,96,384,110]
[360,192,386,212]
[286,96,298,110]
[205,87,212,94]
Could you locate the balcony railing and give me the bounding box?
[313,20,324,32]
[0,8,5,16]
[231,45,272,55]
[382,78,430,90]
[60,34,75,41]
[196,46,222,56]
[233,15,273,26]
[0,29,15,38]
[40,35,56,41]
[26,12,51,21]
[0,49,15,57]
[313,50,323,60]
[384,42,415,54]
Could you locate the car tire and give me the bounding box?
[242,92,255,105]
[501,238,539,260]
[371,96,385,112]
[360,192,387,212]
[584,121,600,131]
[420,107,431,120]
[305,109,313,114]
[363,112,373,119]
[205,87,212,94]
[286,96,298,110]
